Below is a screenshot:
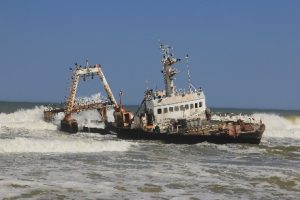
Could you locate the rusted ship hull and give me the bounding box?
[108,124,265,144]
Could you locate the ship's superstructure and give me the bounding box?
[132,44,210,132]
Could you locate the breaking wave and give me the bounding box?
[0,105,134,154]
[253,113,300,139]
[0,106,58,131]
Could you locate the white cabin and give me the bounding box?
[144,89,207,124]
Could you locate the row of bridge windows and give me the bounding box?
[157,102,203,114]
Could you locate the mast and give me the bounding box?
[160,44,181,97]
[185,54,192,92]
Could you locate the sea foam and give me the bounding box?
[0,137,132,153]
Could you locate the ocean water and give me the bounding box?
[0,102,299,199]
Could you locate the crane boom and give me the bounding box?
[95,64,118,108]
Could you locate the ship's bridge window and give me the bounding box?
[180,105,184,111]
[175,106,179,111]
[190,104,194,109]
[164,108,168,113]
[195,103,198,108]
[199,102,203,107]
[157,108,162,114]
[169,107,174,112]
[185,104,189,110]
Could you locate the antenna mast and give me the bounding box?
[86,58,89,67]
[185,54,192,92]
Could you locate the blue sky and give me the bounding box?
[0,0,299,109]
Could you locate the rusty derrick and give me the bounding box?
[44,60,133,134]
